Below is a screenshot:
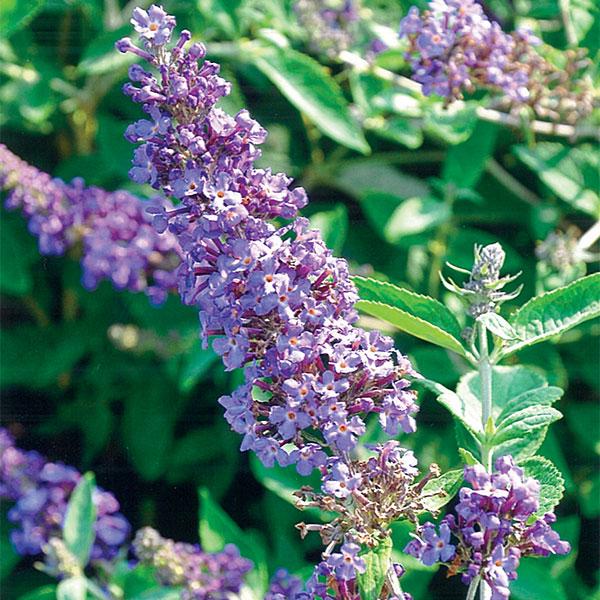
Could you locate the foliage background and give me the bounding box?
[0,0,598,598]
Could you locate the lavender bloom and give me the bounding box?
[266,569,305,600]
[327,542,366,580]
[405,456,570,599]
[0,428,130,561]
[117,7,418,472]
[294,0,361,58]
[0,145,181,304]
[399,0,594,121]
[133,527,252,600]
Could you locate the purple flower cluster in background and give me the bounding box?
[0,428,130,560]
[399,0,595,122]
[399,0,536,101]
[0,145,181,304]
[133,527,252,600]
[117,6,418,474]
[405,456,570,600]
[294,0,361,58]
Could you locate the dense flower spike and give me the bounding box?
[405,456,570,600]
[0,428,130,561]
[266,569,305,600]
[0,145,181,304]
[441,243,522,318]
[133,527,252,599]
[117,6,418,472]
[399,0,594,122]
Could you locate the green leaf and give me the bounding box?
[366,116,424,149]
[0,324,90,388]
[122,380,177,481]
[63,473,97,567]
[458,448,479,466]
[309,204,348,254]
[442,120,499,188]
[502,273,600,358]
[478,312,519,341]
[514,143,600,216]
[179,346,219,393]
[565,0,598,47]
[511,558,567,600]
[424,102,479,144]
[199,487,267,595]
[0,213,38,296]
[521,456,565,516]
[353,276,467,356]
[1,507,20,580]
[18,586,57,600]
[360,192,451,242]
[0,0,44,38]
[497,386,564,423]
[357,538,392,600]
[420,469,464,513]
[78,25,135,75]
[492,406,563,445]
[335,162,429,200]
[56,576,87,600]
[252,45,369,154]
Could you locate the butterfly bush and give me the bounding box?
[405,457,570,600]
[133,527,252,599]
[294,0,361,58]
[0,428,130,561]
[0,429,253,596]
[116,6,418,476]
[0,145,181,304]
[399,0,593,122]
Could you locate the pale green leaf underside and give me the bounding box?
[522,456,565,516]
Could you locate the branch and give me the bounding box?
[338,51,600,142]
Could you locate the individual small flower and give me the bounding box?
[417,522,455,566]
[131,4,176,46]
[327,541,366,580]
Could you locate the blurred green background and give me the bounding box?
[1,0,598,598]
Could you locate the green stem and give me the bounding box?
[427,185,456,298]
[478,322,493,600]
[466,575,481,600]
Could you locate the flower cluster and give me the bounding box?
[133,527,253,600]
[0,428,130,561]
[0,144,181,304]
[294,0,361,58]
[405,457,570,600]
[117,6,418,472]
[266,569,305,600]
[296,442,440,550]
[441,243,522,318]
[399,0,594,121]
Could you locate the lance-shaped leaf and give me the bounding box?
[63,473,97,567]
[501,273,600,358]
[357,538,393,600]
[252,45,369,154]
[521,456,565,517]
[497,386,564,423]
[420,469,464,513]
[492,406,563,447]
[199,488,267,596]
[353,277,467,356]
